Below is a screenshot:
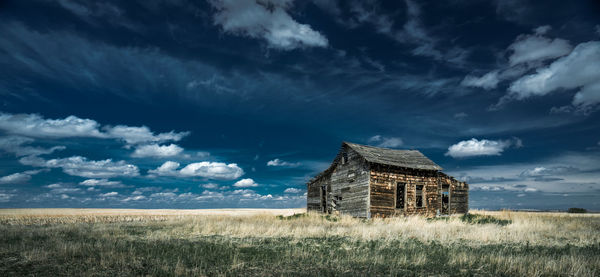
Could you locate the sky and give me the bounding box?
[0,0,599,211]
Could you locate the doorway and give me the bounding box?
[321,185,327,213]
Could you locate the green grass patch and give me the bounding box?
[460,213,512,226]
[427,214,512,226]
[276,213,340,222]
[0,222,597,276]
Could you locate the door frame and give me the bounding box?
[394,182,407,211]
[320,185,327,213]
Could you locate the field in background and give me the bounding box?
[1,209,598,276]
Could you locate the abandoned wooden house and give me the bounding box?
[307,142,468,218]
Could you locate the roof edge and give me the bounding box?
[342,141,443,171]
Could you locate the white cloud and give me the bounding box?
[99,192,118,197]
[131,143,184,158]
[508,34,572,66]
[284,188,301,193]
[0,174,26,185]
[196,190,225,200]
[150,161,181,175]
[231,188,260,197]
[43,183,82,194]
[533,25,552,35]
[520,167,549,177]
[0,113,104,138]
[20,155,139,178]
[0,136,65,157]
[50,187,81,194]
[461,71,500,90]
[122,195,146,202]
[131,187,162,195]
[460,28,599,113]
[0,112,189,146]
[0,193,14,202]
[196,151,210,158]
[79,179,127,188]
[210,0,328,50]
[104,125,189,146]
[368,135,403,148]
[149,192,177,199]
[473,185,505,191]
[149,161,244,180]
[179,162,243,179]
[233,178,259,187]
[445,138,522,158]
[508,41,600,108]
[266,158,301,167]
[0,169,45,184]
[519,166,578,178]
[45,183,63,189]
[200,183,219,189]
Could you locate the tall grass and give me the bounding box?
[0,209,598,276]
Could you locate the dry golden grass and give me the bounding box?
[2,208,597,247]
[0,209,598,276]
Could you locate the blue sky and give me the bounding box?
[0,0,599,210]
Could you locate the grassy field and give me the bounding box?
[0,209,598,276]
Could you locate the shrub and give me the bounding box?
[567,208,587,213]
[460,213,512,226]
[276,213,308,220]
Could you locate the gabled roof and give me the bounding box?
[308,142,442,184]
[344,142,442,171]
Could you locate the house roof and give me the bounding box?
[343,142,443,171]
[308,142,442,184]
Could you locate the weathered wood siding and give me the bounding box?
[370,165,440,218]
[328,145,370,217]
[440,173,469,214]
[307,143,469,218]
[307,176,327,212]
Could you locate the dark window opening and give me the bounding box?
[416,185,424,208]
[334,195,342,210]
[396,182,405,209]
[441,184,450,214]
[342,152,349,164]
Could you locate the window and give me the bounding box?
[396,183,405,209]
[342,152,349,164]
[415,185,424,208]
[441,184,450,214]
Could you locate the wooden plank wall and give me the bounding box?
[370,165,440,218]
[328,145,370,217]
[439,174,469,214]
[306,177,326,212]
